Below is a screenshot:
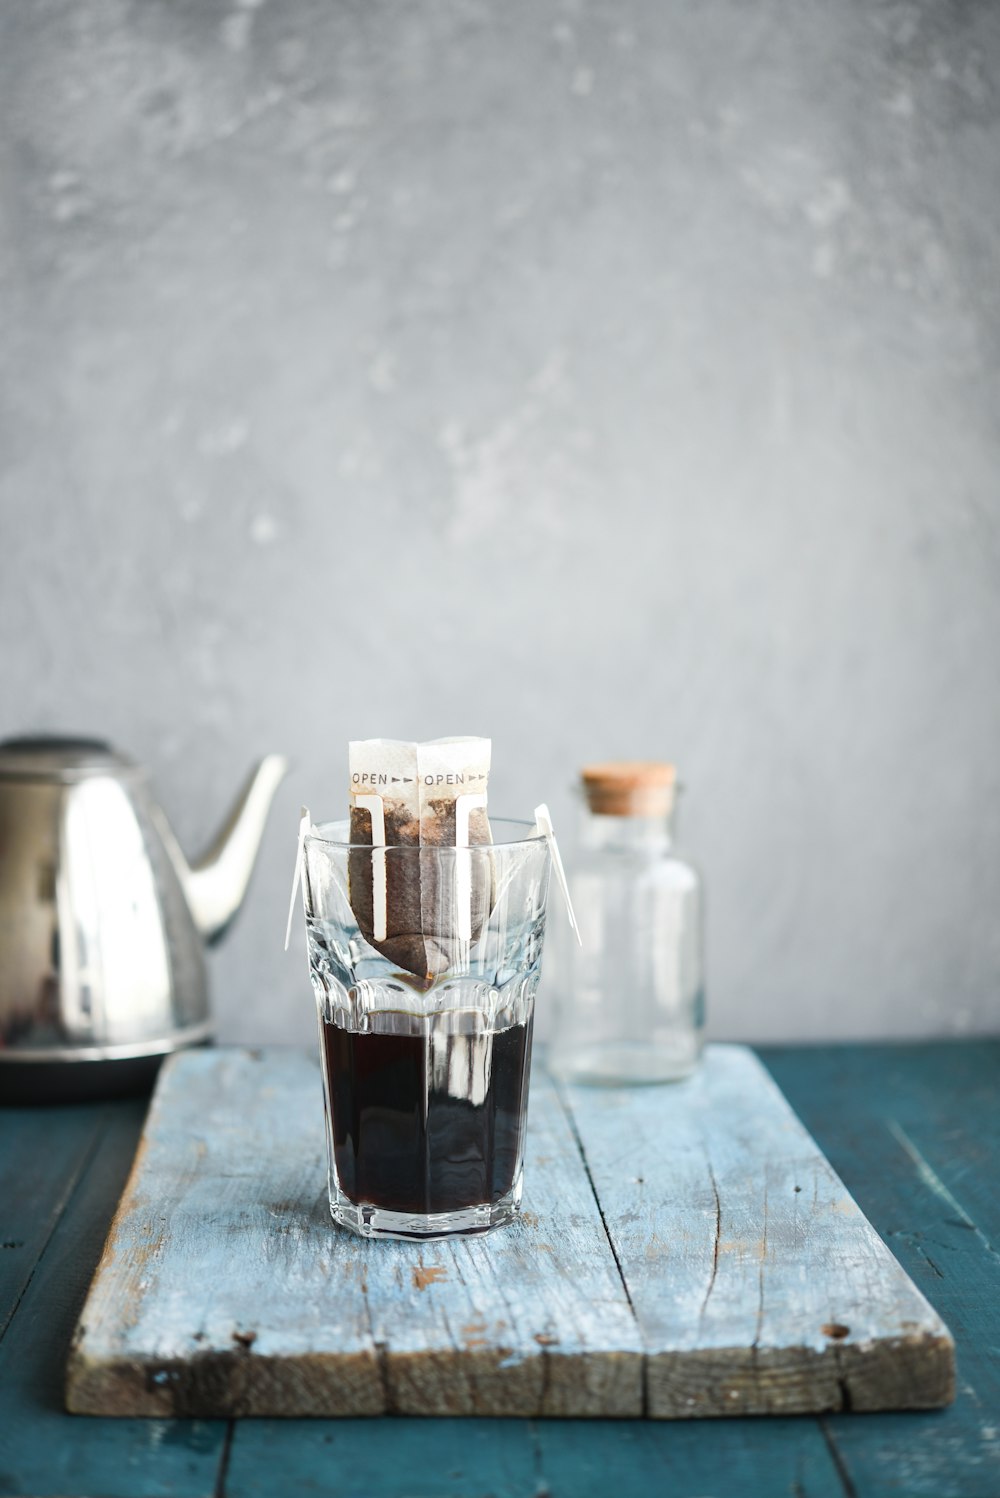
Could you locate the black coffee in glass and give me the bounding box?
[321,1015,533,1222]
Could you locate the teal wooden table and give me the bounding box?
[1,1042,997,1498]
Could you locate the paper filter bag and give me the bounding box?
[348,737,493,979]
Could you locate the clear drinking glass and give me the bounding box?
[302,819,551,1240]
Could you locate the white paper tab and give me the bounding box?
[284,806,312,952]
[534,803,582,945]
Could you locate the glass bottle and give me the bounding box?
[548,762,704,1084]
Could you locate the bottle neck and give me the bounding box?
[579,807,675,851]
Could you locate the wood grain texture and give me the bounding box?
[0,1098,225,1498]
[226,1418,541,1498]
[66,1048,642,1419]
[65,1045,953,1421]
[0,1105,108,1343]
[3,1042,995,1498]
[566,1045,954,1418]
[225,1413,850,1498]
[765,1042,1000,1498]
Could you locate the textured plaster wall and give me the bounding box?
[2,0,999,1045]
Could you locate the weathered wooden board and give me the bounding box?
[0,1097,227,1498]
[566,1047,954,1417]
[66,1048,642,1418]
[767,1042,1000,1497]
[65,1045,953,1419]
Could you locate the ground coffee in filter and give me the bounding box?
[348,738,494,979]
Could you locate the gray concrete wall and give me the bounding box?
[2,0,998,1046]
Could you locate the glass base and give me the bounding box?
[551,1039,702,1085]
[328,1176,523,1241]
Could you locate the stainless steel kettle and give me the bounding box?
[0,736,288,1101]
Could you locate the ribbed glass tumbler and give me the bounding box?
[301,819,551,1240]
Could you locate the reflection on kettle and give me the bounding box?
[0,737,288,1101]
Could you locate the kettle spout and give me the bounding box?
[185,755,289,944]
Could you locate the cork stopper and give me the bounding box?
[581,761,677,818]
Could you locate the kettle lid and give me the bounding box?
[0,735,138,781]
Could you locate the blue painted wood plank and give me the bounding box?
[0,1105,108,1340]
[0,1099,226,1498]
[68,1048,643,1418]
[818,1042,1000,1244]
[225,1418,539,1498]
[68,1045,952,1422]
[68,1048,383,1417]
[563,1046,953,1417]
[532,1417,847,1498]
[3,1042,993,1497]
[226,1413,847,1498]
[354,1065,642,1415]
[761,1043,1000,1498]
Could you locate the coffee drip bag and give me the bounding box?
[348,738,494,979]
